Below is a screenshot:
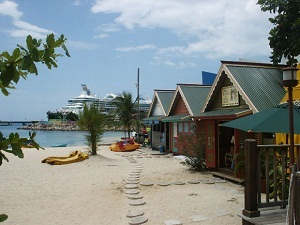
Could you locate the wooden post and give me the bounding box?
[242,139,260,219]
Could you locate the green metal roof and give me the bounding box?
[142,115,164,121]
[161,114,191,122]
[197,108,250,117]
[157,91,175,114]
[180,85,211,115]
[226,65,286,112]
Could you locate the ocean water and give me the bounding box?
[0,125,124,147]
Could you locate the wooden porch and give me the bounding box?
[241,140,300,225]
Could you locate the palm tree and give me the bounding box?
[113,91,137,138]
[77,104,105,155]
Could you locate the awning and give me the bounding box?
[142,116,165,124]
[161,114,191,122]
[195,109,251,119]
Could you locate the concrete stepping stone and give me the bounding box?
[132,171,142,174]
[127,178,139,181]
[140,181,153,186]
[164,219,183,225]
[163,155,171,158]
[190,214,208,222]
[158,181,171,186]
[128,216,148,224]
[129,174,140,178]
[126,209,144,218]
[127,180,139,184]
[187,180,201,184]
[145,156,152,158]
[135,156,143,158]
[202,180,215,184]
[129,199,146,206]
[127,194,143,199]
[125,189,140,195]
[172,181,185,185]
[125,184,138,189]
[214,209,230,217]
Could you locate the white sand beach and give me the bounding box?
[1,145,244,225]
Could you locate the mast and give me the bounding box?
[137,68,140,134]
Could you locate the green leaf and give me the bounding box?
[0,214,8,222]
[46,33,55,47]
[0,65,14,86]
[31,47,40,62]
[26,35,34,51]
[1,51,12,61]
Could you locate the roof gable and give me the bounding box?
[148,90,175,117]
[202,61,286,114]
[168,84,211,116]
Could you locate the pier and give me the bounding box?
[0,121,38,126]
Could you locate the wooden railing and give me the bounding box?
[242,139,300,224]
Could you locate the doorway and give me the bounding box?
[218,122,234,168]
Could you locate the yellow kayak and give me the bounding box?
[110,139,140,152]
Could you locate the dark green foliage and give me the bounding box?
[257,0,300,66]
[0,34,69,96]
[77,105,105,155]
[113,91,137,138]
[0,34,69,167]
[0,214,8,222]
[46,111,78,121]
[178,130,206,171]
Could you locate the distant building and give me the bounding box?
[202,71,217,85]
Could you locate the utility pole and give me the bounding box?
[137,68,140,134]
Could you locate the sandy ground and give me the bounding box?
[1,144,245,225]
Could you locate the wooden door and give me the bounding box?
[206,120,217,168]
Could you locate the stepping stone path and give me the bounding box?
[125,189,140,195]
[129,199,146,206]
[125,184,138,189]
[126,180,139,184]
[187,180,201,184]
[127,194,143,199]
[129,216,148,225]
[202,180,215,184]
[123,156,148,224]
[127,178,139,181]
[140,181,153,186]
[126,210,144,218]
[172,181,185,185]
[158,181,171,186]
[164,219,183,225]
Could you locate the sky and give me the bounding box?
[0,0,274,121]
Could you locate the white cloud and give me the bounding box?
[151,58,196,69]
[94,33,109,39]
[0,0,53,38]
[116,44,156,52]
[91,0,273,60]
[0,0,22,20]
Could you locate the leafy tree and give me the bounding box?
[0,33,69,222]
[77,104,105,155]
[178,128,206,171]
[257,0,300,66]
[65,112,79,121]
[113,91,137,138]
[47,111,63,119]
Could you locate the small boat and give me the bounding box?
[110,139,140,152]
[50,144,68,148]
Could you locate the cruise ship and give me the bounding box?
[60,84,151,115]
